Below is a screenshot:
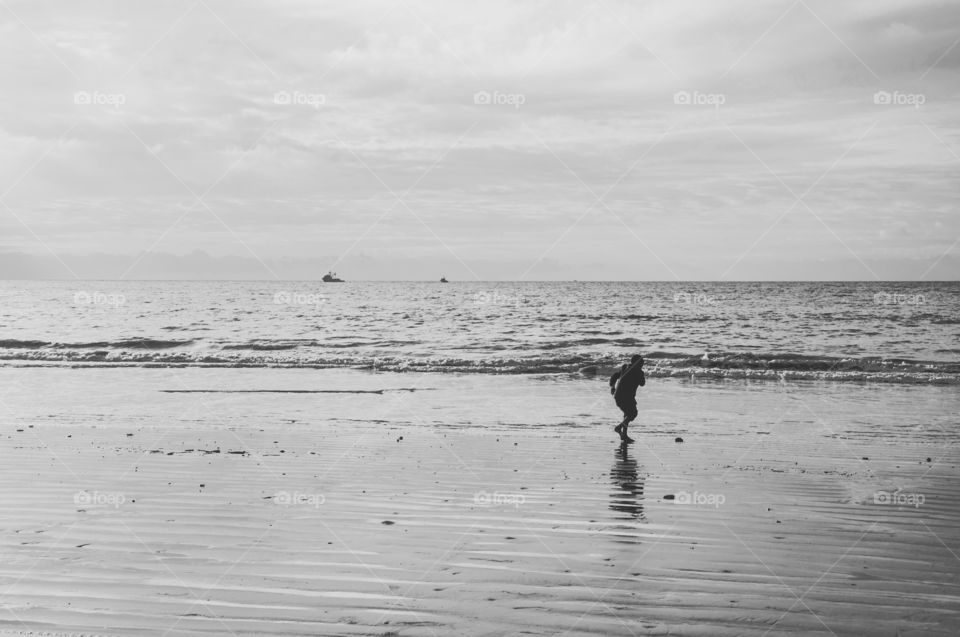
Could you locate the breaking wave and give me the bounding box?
[0,339,956,384]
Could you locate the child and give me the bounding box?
[609,354,645,443]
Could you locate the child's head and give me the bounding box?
[631,354,644,367]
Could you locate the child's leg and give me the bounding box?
[614,401,628,433]
[620,406,638,442]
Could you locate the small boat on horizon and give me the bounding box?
[440,276,448,283]
[322,271,344,283]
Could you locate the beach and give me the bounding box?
[1,366,957,636]
[3,0,958,631]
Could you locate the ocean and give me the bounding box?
[1,280,957,383]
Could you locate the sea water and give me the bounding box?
[0,280,956,383]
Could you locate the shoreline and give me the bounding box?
[0,359,958,386]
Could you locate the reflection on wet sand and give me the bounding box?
[610,442,645,521]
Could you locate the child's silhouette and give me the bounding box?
[609,354,645,443]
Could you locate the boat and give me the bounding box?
[322,271,344,283]
[440,276,448,283]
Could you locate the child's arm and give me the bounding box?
[609,371,621,394]
[639,370,646,387]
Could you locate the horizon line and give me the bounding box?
[0,279,956,284]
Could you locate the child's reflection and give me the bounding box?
[610,442,645,521]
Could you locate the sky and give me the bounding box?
[0,0,958,280]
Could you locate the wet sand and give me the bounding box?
[1,367,958,636]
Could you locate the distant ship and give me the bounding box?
[440,276,448,283]
[322,271,344,283]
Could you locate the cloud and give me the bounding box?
[0,0,957,280]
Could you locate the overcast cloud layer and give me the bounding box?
[1,0,958,280]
